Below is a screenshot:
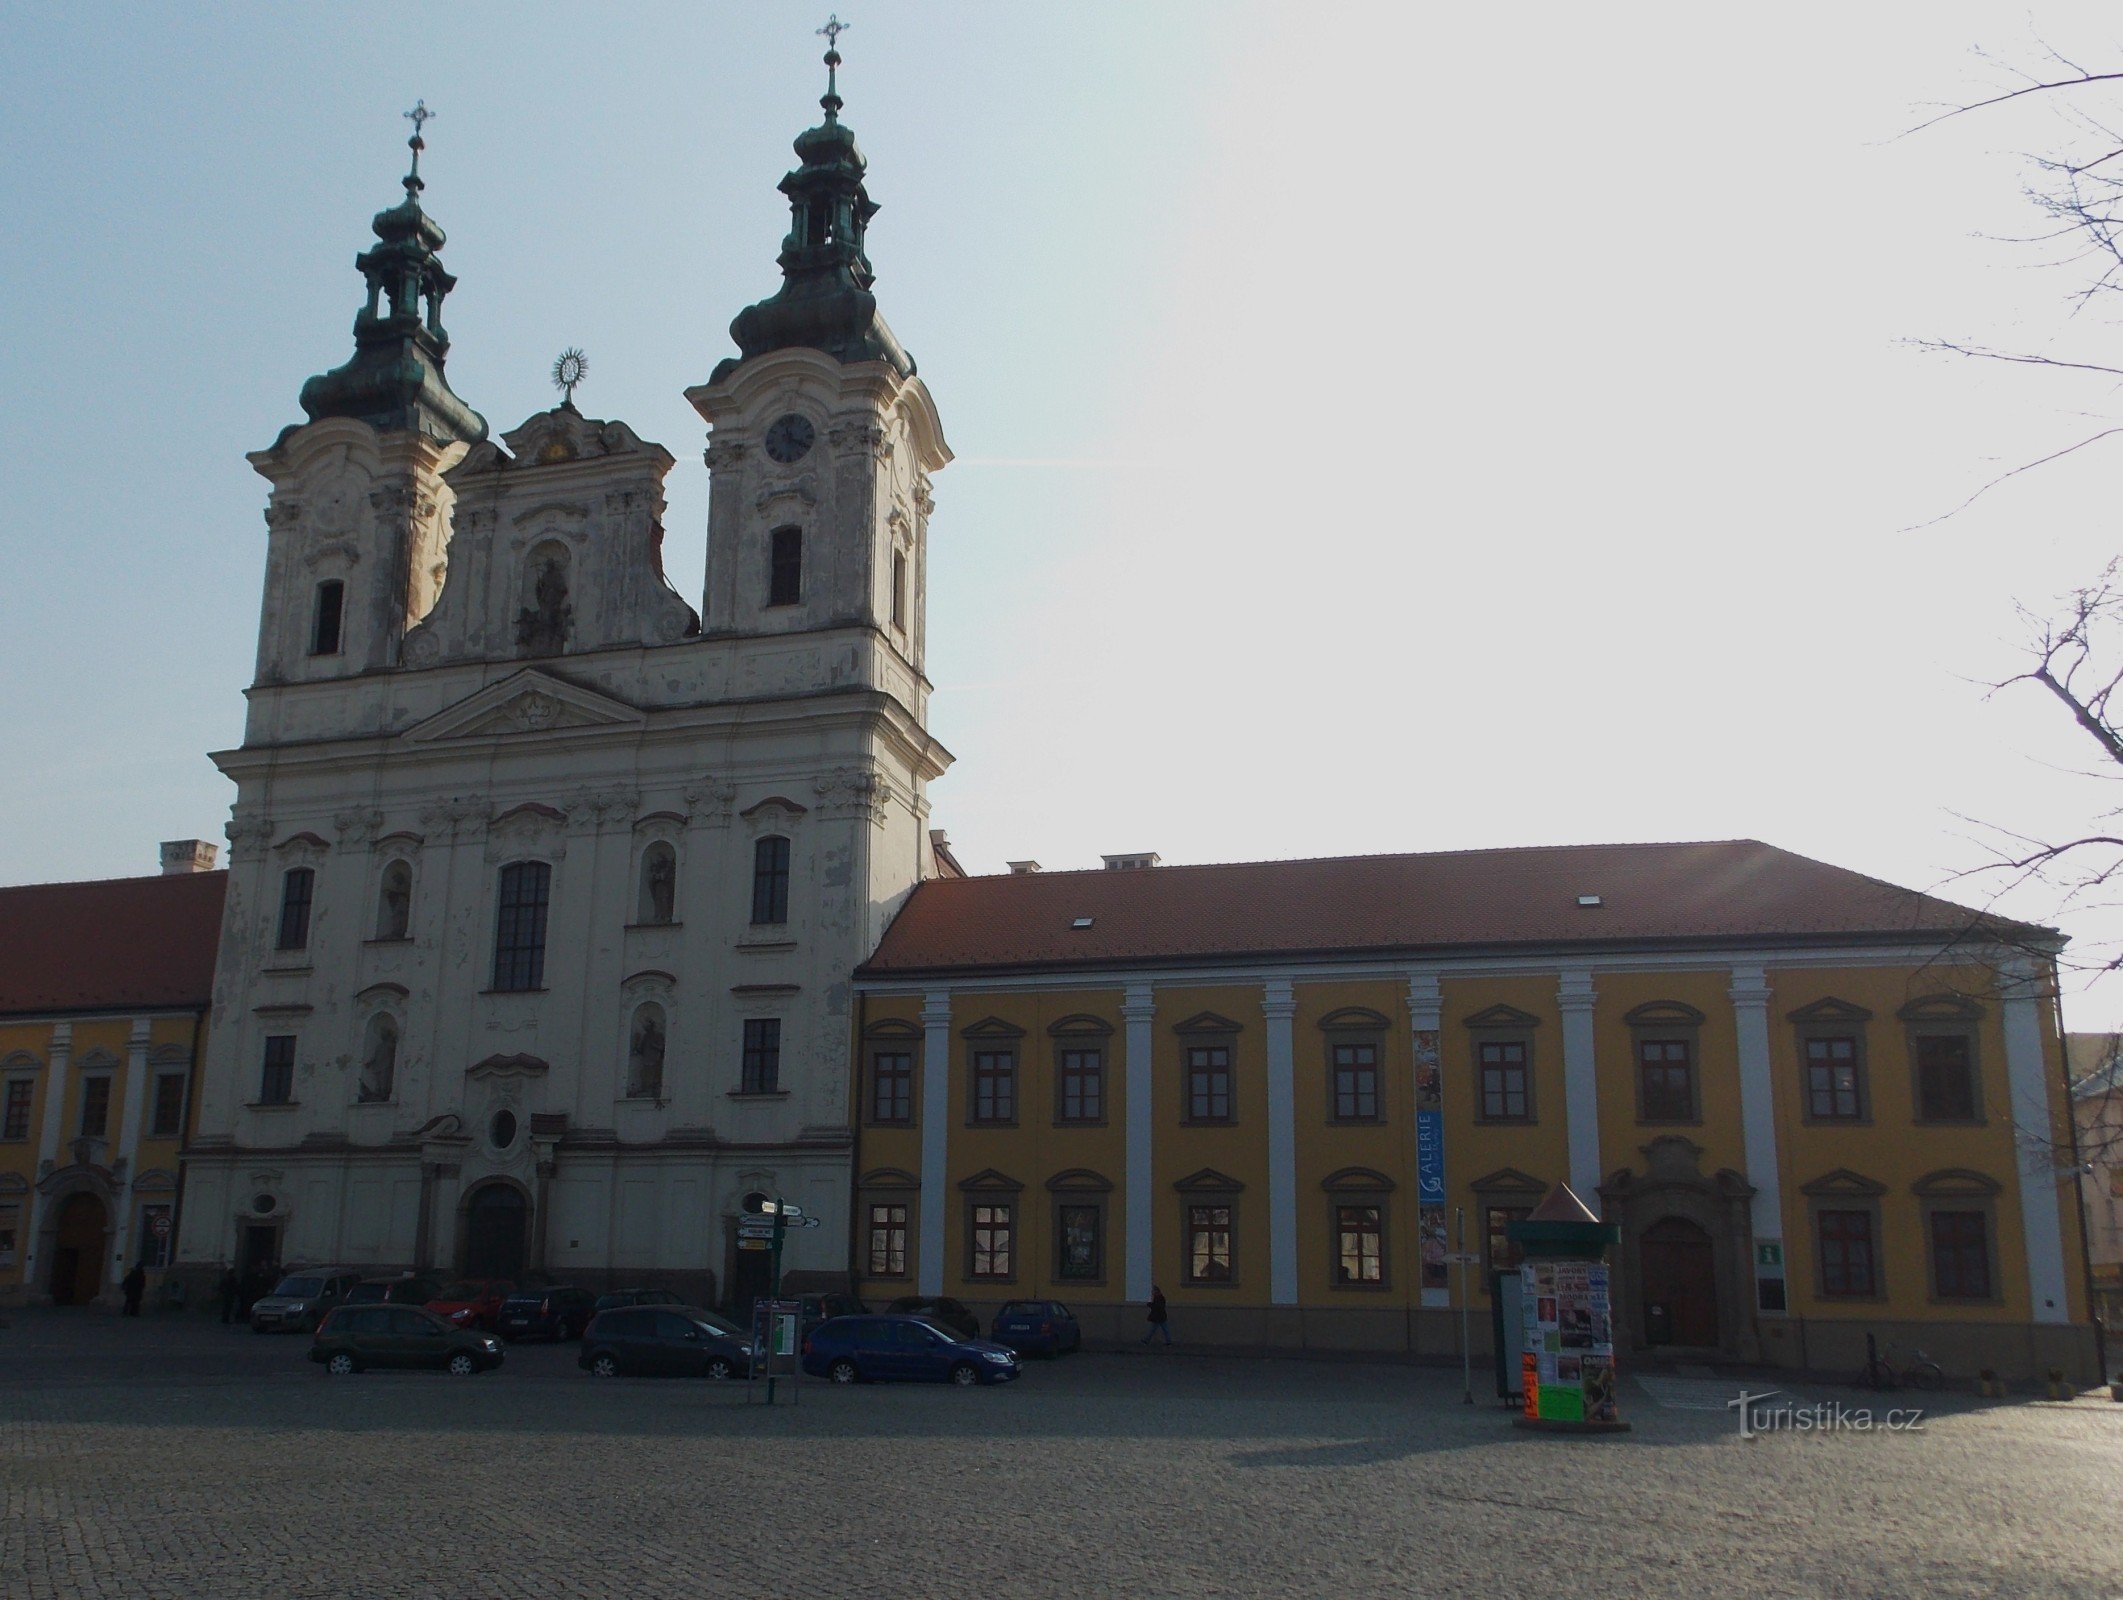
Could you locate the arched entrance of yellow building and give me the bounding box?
[50,1193,109,1306]
[1639,1215,1718,1347]
[1601,1135,1759,1359]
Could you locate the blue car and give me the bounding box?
[802,1314,1021,1386]
[988,1299,1082,1358]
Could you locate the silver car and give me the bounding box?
[250,1269,362,1334]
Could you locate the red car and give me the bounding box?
[424,1279,515,1331]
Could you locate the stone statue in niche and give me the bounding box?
[516,556,573,657]
[358,1017,398,1103]
[378,862,411,940]
[630,1011,666,1099]
[644,849,675,925]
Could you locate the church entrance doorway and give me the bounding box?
[50,1193,109,1306]
[463,1182,528,1282]
[1639,1215,1718,1347]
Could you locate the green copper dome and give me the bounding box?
[714,43,914,382]
[298,127,486,443]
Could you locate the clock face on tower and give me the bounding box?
[763,412,816,464]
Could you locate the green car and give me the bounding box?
[309,1305,505,1376]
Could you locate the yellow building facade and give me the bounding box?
[0,856,222,1307]
[851,843,2096,1382]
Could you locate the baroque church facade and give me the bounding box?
[175,56,950,1306]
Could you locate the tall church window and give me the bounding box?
[768,527,803,608]
[638,843,677,926]
[751,836,791,925]
[276,868,315,952]
[375,860,412,941]
[628,1004,667,1099]
[492,861,552,992]
[891,548,908,632]
[258,1036,296,1105]
[310,580,345,656]
[741,1018,781,1094]
[78,1076,111,1139]
[358,1014,398,1103]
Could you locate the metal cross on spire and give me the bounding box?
[817,14,849,118]
[402,99,435,187]
[817,13,849,49]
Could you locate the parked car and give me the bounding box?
[250,1268,363,1334]
[424,1280,514,1331]
[803,1314,1021,1387]
[344,1274,442,1308]
[497,1285,598,1342]
[592,1288,685,1314]
[579,1305,752,1379]
[310,1305,504,1375]
[885,1295,980,1340]
[988,1300,1082,1357]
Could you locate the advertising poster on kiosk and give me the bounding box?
[1520,1259,1618,1423]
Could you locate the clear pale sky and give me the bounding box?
[6,4,2123,1023]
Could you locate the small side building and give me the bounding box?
[853,840,2097,1382]
[0,845,223,1307]
[2068,1032,2123,1328]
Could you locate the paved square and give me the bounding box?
[3,1311,2119,1599]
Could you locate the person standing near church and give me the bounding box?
[121,1261,146,1317]
[1141,1285,1171,1346]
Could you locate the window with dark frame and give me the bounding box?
[891,547,908,631]
[1059,1047,1103,1122]
[310,579,344,656]
[259,1036,296,1105]
[1185,1203,1233,1283]
[1332,1041,1380,1121]
[3,1079,32,1140]
[969,1202,1013,1278]
[1805,1036,1863,1120]
[1929,1209,1992,1299]
[1915,1035,1978,1121]
[1637,1038,1695,1121]
[867,1203,908,1278]
[768,527,803,607]
[870,1050,913,1123]
[276,867,315,952]
[150,1075,186,1139]
[1485,1205,1531,1275]
[972,1050,1016,1122]
[491,861,551,992]
[1478,1040,1530,1120]
[1056,1203,1101,1280]
[741,1018,782,1094]
[78,1076,110,1139]
[1335,1204,1383,1285]
[1817,1208,1877,1297]
[1186,1045,1232,1122]
[750,835,791,925]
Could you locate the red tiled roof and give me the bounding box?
[859,841,2041,977]
[0,872,226,1016]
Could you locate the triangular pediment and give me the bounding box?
[1173,1167,1246,1194]
[1799,1167,1888,1198]
[401,669,646,745]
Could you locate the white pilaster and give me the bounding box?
[917,990,952,1297]
[1262,978,1299,1306]
[1122,982,1156,1303]
[2002,961,2070,1325]
[1557,971,1602,1215]
[1729,966,1784,1306]
[22,1022,73,1287]
[111,1017,153,1283]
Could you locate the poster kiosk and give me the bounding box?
[1507,1183,1630,1434]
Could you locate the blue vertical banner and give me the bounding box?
[1413,1027,1446,1291]
[1416,1110,1446,1203]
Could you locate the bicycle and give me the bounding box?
[1858,1333,1944,1392]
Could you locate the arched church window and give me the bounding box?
[358,1014,397,1103]
[276,867,315,952]
[628,1004,667,1099]
[751,836,791,926]
[376,860,412,941]
[638,843,677,926]
[310,580,344,657]
[768,528,803,608]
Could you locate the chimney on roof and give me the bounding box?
[1007,860,1043,875]
[160,839,219,876]
[1101,852,1161,871]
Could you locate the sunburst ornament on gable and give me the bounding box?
[551,347,588,408]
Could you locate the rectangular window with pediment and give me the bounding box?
[971,1051,1016,1124]
[1186,1047,1232,1123]
[968,1201,1014,1280]
[1466,1005,1540,1125]
[1627,1001,1704,1124]
[1056,1202,1102,1282]
[1790,998,1872,1125]
[1185,1204,1234,1284]
[870,1050,913,1124]
[4,1077,34,1141]
[1902,996,1985,1125]
[867,1203,908,1278]
[1929,1210,1991,1300]
[1817,1209,1876,1298]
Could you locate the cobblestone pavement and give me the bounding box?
[3,1310,2120,1599]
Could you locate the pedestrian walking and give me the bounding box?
[1140,1284,1171,1346]
[217,1264,239,1325]
[121,1261,147,1317]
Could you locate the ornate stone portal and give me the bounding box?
[1600,1136,1759,1361]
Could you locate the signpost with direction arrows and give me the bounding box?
[739,1192,819,1403]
